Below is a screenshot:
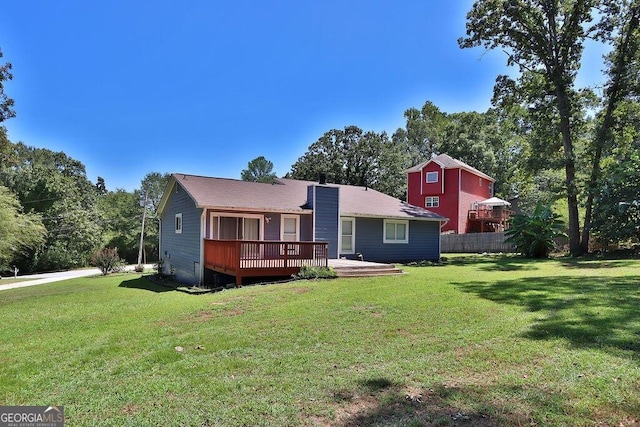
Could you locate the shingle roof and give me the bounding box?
[406,153,494,181]
[161,173,445,221]
[278,179,444,220]
[168,174,309,212]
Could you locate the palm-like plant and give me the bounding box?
[505,203,566,258]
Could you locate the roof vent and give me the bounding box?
[318,172,327,185]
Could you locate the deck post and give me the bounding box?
[235,241,242,287]
[284,243,289,268]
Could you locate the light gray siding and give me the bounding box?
[160,183,203,285]
[312,185,339,258]
[345,217,440,262]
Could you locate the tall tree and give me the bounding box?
[138,172,170,262]
[140,172,170,214]
[460,0,600,255]
[0,49,16,124]
[581,0,640,252]
[97,189,140,263]
[0,186,46,271]
[402,101,448,166]
[289,126,407,199]
[397,101,523,198]
[591,127,640,246]
[241,156,277,183]
[0,143,102,272]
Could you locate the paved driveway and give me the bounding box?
[0,265,153,291]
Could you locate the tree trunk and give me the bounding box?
[555,82,582,256]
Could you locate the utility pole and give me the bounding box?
[137,189,148,268]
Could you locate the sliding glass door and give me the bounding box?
[210,214,263,241]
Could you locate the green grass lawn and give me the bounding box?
[0,277,32,285]
[1,256,639,426]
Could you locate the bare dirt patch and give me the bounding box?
[316,384,505,427]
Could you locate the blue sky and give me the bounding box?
[1,1,606,191]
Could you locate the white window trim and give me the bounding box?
[208,212,264,240]
[281,214,301,256]
[280,214,300,242]
[426,171,438,183]
[383,219,409,244]
[426,196,439,208]
[340,217,356,255]
[175,213,183,234]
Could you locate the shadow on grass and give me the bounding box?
[331,378,571,426]
[118,276,174,293]
[558,258,640,269]
[445,255,540,272]
[446,254,640,272]
[454,275,640,357]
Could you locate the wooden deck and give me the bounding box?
[203,239,328,286]
[467,207,513,233]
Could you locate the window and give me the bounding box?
[281,215,299,242]
[341,217,355,254]
[281,215,300,255]
[426,171,438,183]
[383,219,408,244]
[489,181,494,197]
[479,177,483,186]
[426,196,439,208]
[175,213,183,234]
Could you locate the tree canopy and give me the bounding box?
[459,0,622,255]
[241,156,277,183]
[289,126,407,199]
[0,186,46,271]
[0,49,15,124]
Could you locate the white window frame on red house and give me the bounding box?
[425,196,439,208]
[426,171,438,183]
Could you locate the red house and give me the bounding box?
[407,154,511,234]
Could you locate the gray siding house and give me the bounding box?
[157,174,446,285]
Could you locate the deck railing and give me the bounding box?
[203,239,328,285]
[468,208,513,221]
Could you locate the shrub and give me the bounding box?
[295,265,337,280]
[90,247,124,275]
[505,203,566,258]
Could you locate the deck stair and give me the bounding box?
[329,260,405,278]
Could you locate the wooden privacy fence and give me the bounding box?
[441,232,515,253]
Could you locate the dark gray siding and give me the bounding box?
[306,186,314,208]
[300,214,313,241]
[264,214,280,240]
[266,213,313,241]
[160,183,203,285]
[348,218,440,262]
[312,185,339,258]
